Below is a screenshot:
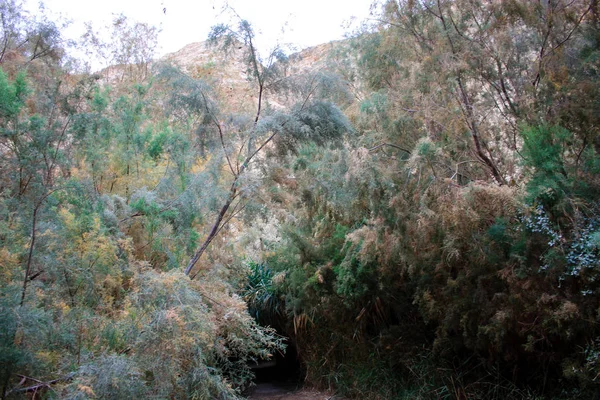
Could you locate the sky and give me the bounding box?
[23,0,375,64]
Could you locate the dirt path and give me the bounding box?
[245,383,341,400]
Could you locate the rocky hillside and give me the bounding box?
[286,41,345,75]
[159,39,349,113]
[161,41,257,113]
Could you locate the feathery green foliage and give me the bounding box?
[2,1,600,399]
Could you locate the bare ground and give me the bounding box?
[245,383,342,400]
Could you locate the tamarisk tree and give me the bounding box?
[175,19,353,278]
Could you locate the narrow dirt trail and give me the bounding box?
[245,383,340,400]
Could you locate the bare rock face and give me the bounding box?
[97,38,353,114]
[162,41,249,85]
[161,41,257,113]
[286,41,344,75]
[163,40,344,80]
[158,39,350,113]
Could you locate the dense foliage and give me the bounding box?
[0,3,292,398]
[1,0,600,399]
[255,0,600,398]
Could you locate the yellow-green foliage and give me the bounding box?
[2,1,600,399]
[0,24,285,397]
[60,270,283,399]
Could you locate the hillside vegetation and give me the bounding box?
[1,0,600,399]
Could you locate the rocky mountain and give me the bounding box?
[160,40,257,113]
[159,39,350,113]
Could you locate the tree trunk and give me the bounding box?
[184,190,236,277]
[20,206,38,306]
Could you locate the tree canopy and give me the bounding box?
[1,1,600,399]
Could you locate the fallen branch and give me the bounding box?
[7,372,75,396]
[368,143,411,154]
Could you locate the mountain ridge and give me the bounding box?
[157,39,349,112]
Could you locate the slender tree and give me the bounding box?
[182,18,352,278]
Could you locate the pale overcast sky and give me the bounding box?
[24,0,374,60]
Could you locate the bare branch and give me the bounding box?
[7,373,75,396]
[215,118,237,177]
[368,143,412,154]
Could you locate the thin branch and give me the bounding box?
[118,211,143,224]
[199,89,236,177]
[215,199,246,237]
[368,142,411,154]
[299,74,319,112]
[451,159,482,181]
[215,118,237,177]
[189,202,247,281]
[16,375,43,384]
[27,269,44,282]
[236,139,246,175]
[7,372,75,395]
[239,130,278,175]
[19,185,80,306]
[533,5,554,88]
[551,5,591,53]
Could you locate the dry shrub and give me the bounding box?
[62,269,284,399]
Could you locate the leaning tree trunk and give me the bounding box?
[184,117,283,278]
[184,188,236,277]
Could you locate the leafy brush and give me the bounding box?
[243,260,283,326]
